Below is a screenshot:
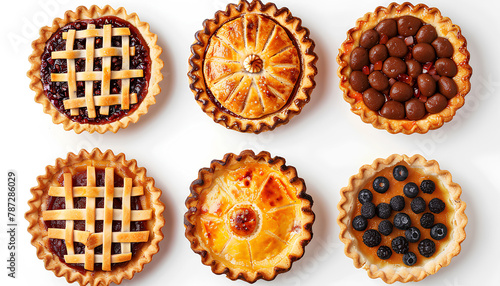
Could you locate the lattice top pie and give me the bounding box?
[28,5,163,133]
[185,150,314,282]
[189,0,318,133]
[26,148,165,286]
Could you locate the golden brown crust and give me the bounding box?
[189,0,317,133]
[27,5,163,134]
[337,154,467,283]
[184,150,314,282]
[337,2,472,134]
[25,148,165,286]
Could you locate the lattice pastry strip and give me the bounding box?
[50,24,144,118]
[42,166,152,271]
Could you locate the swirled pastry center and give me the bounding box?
[203,14,301,119]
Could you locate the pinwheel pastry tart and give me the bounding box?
[28,5,163,133]
[188,0,318,133]
[185,150,314,282]
[337,154,467,283]
[26,148,165,286]
[338,2,472,134]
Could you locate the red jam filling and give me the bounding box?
[45,169,145,272]
[40,16,151,124]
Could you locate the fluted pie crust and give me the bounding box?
[337,2,472,134]
[25,148,165,286]
[27,5,163,133]
[337,154,467,283]
[185,150,314,282]
[188,0,317,133]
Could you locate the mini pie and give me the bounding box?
[188,0,318,133]
[184,150,314,282]
[337,2,472,134]
[337,154,467,283]
[25,148,165,286]
[27,5,163,133]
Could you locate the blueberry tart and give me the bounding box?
[337,154,467,283]
[26,148,165,286]
[188,0,318,133]
[185,150,314,282]
[337,2,472,134]
[28,5,163,133]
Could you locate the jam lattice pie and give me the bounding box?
[26,148,165,286]
[28,5,163,133]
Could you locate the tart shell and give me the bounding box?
[337,2,472,134]
[25,148,165,286]
[337,154,467,283]
[27,5,164,134]
[188,0,318,133]
[184,150,315,282]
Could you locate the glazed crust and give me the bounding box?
[25,148,165,286]
[337,154,467,283]
[27,5,163,134]
[184,150,315,282]
[189,0,317,133]
[337,2,472,134]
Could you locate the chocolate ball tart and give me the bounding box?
[338,2,472,134]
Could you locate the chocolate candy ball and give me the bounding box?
[416,25,437,44]
[438,77,458,99]
[350,71,370,92]
[350,47,370,71]
[412,43,436,63]
[369,71,390,91]
[417,74,437,97]
[390,82,413,102]
[360,29,380,49]
[363,88,386,111]
[406,59,422,78]
[425,93,448,113]
[369,44,389,64]
[380,101,405,119]
[405,98,426,120]
[432,37,454,58]
[376,19,398,37]
[386,37,408,58]
[435,58,457,77]
[383,57,407,78]
[397,15,422,36]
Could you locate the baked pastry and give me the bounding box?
[188,0,318,133]
[27,5,163,133]
[337,154,467,283]
[25,148,165,286]
[185,150,314,282]
[337,2,472,134]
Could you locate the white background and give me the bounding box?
[1,0,499,285]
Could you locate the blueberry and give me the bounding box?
[363,229,382,247]
[403,252,417,266]
[411,197,426,214]
[420,213,435,229]
[376,203,392,219]
[418,239,436,257]
[373,176,390,193]
[420,180,435,194]
[352,215,368,231]
[361,202,376,219]
[378,220,393,236]
[403,182,419,198]
[430,223,448,240]
[391,236,409,254]
[393,165,409,181]
[377,245,392,260]
[390,195,405,211]
[394,213,412,230]
[405,227,421,243]
[429,198,445,214]
[358,189,373,204]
